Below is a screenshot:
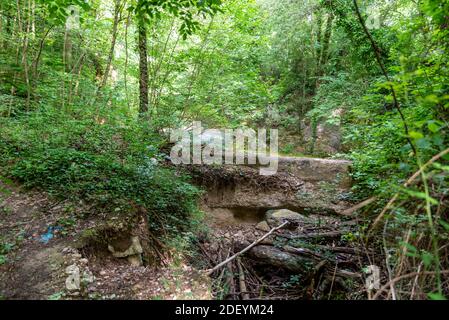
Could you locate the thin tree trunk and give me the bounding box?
[148,17,176,106]
[31,0,35,37]
[63,26,72,72]
[314,9,323,91]
[21,0,31,110]
[32,27,52,82]
[124,12,131,110]
[0,3,3,42]
[12,0,23,101]
[100,0,122,89]
[138,20,149,116]
[319,14,334,70]
[315,10,322,70]
[4,8,12,48]
[71,53,86,103]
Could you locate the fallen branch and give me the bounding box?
[314,245,366,255]
[205,221,288,276]
[283,245,327,260]
[289,231,343,240]
[237,257,250,300]
[341,197,377,216]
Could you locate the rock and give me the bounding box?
[108,236,144,266]
[255,221,271,232]
[68,291,80,297]
[65,265,80,291]
[79,258,88,265]
[65,264,79,275]
[108,236,143,258]
[201,157,352,214]
[267,209,308,221]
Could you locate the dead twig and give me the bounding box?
[372,270,449,300]
[341,197,377,216]
[288,231,343,240]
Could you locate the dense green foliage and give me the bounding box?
[0,105,200,236]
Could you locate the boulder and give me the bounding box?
[200,156,352,215]
[108,236,143,258]
[267,209,308,221]
[108,236,144,266]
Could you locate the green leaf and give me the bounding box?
[408,131,424,140]
[433,162,449,172]
[400,241,418,255]
[401,188,439,205]
[428,293,447,300]
[421,251,434,268]
[427,121,443,133]
[439,219,449,231]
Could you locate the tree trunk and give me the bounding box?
[100,0,121,89]
[319,14,334,72]
[315,10,323,70]
[22,0,31,110]
[138,20,149,116]
[63,26,72,72]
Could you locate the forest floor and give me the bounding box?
[0,160,368,300]
[0,178,211,300]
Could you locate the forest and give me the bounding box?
[0,0,448,301]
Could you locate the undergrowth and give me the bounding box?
[0,105,202,244]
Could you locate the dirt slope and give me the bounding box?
[0,178,210,300]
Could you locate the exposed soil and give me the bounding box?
[0,179,211,300]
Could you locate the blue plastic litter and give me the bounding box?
[39,226,63,244]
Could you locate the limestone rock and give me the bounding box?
[255,221,271,232]
[267,209,308,221]
[65,264,80,291]
[65,264,79,275]
[108,236,143,258]
[200,156,352,214]
[108,236,143,266]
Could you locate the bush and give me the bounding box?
[0,105,201,239]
